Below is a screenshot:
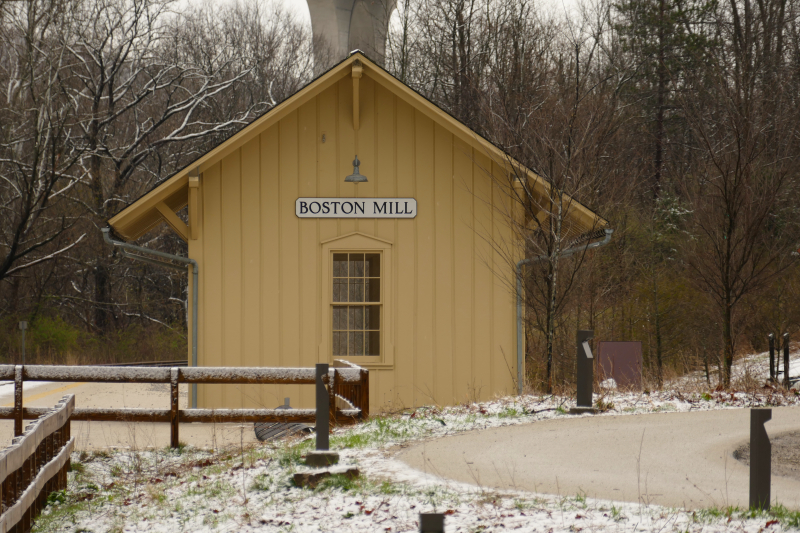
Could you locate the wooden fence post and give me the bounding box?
[14,365,23,437]
[329,368,338,427]
[361,368,370,419]
[170,368,180,449]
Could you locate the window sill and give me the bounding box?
[332,358,393,370]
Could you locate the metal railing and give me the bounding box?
[0,361,369,448]
[0,395,74,533]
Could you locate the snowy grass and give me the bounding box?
[29,350,800,533]
[31,385,800,533]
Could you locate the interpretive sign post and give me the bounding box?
[576,330,594,408]
[749,408,772,510]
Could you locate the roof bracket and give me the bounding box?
[352,59,362,131]
[156,201,189,242]
[188,173,200,240]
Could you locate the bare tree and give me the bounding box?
[483,3,624,392]
[59,0,291,331]
[0,0,84,286]
[679,0,800,385]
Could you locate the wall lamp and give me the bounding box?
[345,156,367,183]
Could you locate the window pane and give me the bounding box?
[350,254,365,277]
[365,254,380,277]
[366,331,380,356]
[349,279,364,302]
[333,332,346,356]
[366,306,380,330]
[347,332,356,355]
[333,307,346,330]
[366,278,380,302]
[333,280,347,302]
[333,254,348,277]
[348,306,364,329]
[353,332,364,355]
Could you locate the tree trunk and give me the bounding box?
[653,272,664,387]
[654,0,667,198]
[545,200,563,394]
[545,261,556,393]
[94,258,110,331]
[722,296,734,387]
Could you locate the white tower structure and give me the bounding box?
[306,0,396,66]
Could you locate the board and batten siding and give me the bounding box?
[188,73,518,413]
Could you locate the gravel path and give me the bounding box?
[735,430,800,482]
[398,406,800,510]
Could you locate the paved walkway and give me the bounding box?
[398,407,800,510]
[0,381,260,451]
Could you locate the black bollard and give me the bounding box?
[749,408,772,510]
[783,333,790,388]
[576,330,594,408]
[419,513,444,533]
[768,334,775,382]
[316,363,330,451]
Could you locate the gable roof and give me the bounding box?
[108,51,607,241]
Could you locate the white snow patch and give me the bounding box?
[30,350,800,533]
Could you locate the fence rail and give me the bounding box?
[0,361,369,448]
[0,395,74,533]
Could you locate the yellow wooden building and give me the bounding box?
[107,52,605,413]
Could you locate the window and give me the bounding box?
[332,253,381,356]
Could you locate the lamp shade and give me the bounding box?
[345,156,367,182]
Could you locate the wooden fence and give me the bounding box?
[0,361,368,448]
[0,395,74,533]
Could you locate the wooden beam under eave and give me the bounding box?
[188,175,200,240]
[526,206,550,231]
[352,60,362,130]
[156,202,189,242]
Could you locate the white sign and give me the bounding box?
[296,198,417,218]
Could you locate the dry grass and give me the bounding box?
[0,318,187,366]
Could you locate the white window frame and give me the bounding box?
[319,232,394,368]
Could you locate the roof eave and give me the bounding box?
[109,51,607,240]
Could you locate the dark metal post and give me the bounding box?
[749,408,772,510]
[783,333,790,388]
[316,363,330,451]
[419,513,444,533]
[576,330,594,408]
[768,334,775,381]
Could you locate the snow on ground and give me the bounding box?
[31,353,800,533]
[673,345,800,391]
[0,380,58,401]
